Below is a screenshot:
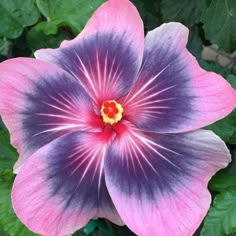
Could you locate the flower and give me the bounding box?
[0,0,235,235]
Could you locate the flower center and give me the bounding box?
[100,100,123,125]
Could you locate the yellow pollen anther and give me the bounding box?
[100,100,123,125]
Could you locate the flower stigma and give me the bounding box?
[100,100,124,125]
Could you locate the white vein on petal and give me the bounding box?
[124,63,171,104]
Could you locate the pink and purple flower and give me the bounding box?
[0,0,236,235]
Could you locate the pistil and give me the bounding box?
[100,100,123,125]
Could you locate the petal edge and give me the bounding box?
[105,123,231,236]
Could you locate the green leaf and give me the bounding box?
[11,32,32,57]
[0,0,40,39]
[0,129,24,236]
[0,169,15,183]
[225,150,236,174]
[0,38,11,56]
[205,74,236,144]
[209,149,236,194]
[132,0,161,30]
[187,26,203,60]
[227,74,236,89]
[209,172,236,192]
[84,219,112,236]
[0,118,5,130]
[206,111,236,144]
[72,230,85,236]
[0,181,38,236]
[0,55,7,63]
[0,130,18,172]
[111,225,136,236]
[161,0,206,26]
[27,27,70,51]
[73,219,113,236]
[201,190,236,236]
[35,0,105,35]
[84,221,98,234]
[199,59,231,78]
[0,228,8,236]
[201,0,236,52]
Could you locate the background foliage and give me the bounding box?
[0,0,236,235]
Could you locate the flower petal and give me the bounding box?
[105,122,230,236]
[12,131,122,236]
[0,58,101,172]
[121,23,236,133]
[35,0,144,105]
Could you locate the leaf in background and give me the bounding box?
[84,219,112,236]
[0,180,38,236]
[227,74,236,89]
[35,0,105,35]
[201,0,236,52]
[0,0,40,39]
[111,225,137,236]
[11,32,32,57]
[0,126,29,236]
[132,0,161,31]
[227,150,236,174]
[187,25,203,60]
[0,55,7,63]
[0,169,15,183]
[84,221,98,235]
[72,230,85,236]
[199,59,231,78]
[201,189,236,236]
[206,111,236,144]
[205,74,236,144]
[209,172,236,192]
[0,129,18,172]
[161,0,206,26]
[0,38,11,57]
[0,228,8,236]
[0,118,5,130]
[209,150,236,192]
[27,27,71,52]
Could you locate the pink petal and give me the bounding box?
[105,122,231,236]
[35,0,144,105]
[0,58,101,172]
[12,131,123,236]
[121,23,236,133]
